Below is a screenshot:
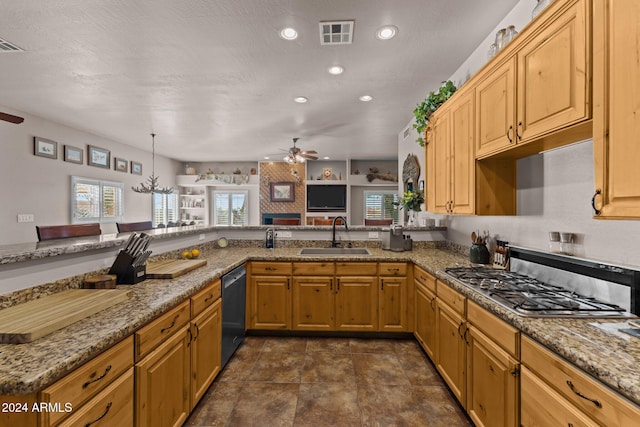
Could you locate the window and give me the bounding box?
[213,190,248,226]
[364,190,398,223]
[71,176,124,224]
[152,192,179,227]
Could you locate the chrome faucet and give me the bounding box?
[331,216,348,247]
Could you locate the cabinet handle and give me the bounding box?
[287,278,290,290]
[457,322,464,338]
[381,279,384,291]
[506,125,514,143]
[591,189,602,216]
[82,365,112,389]
[204,293,215,303]
[187,327,193,347]
[337,279,340,291]
[463,326,469,344]
[510,367,520,377]
[84,402,112,427]
[161,314,179,334]
[265,267,276,271]
[330,279,333,291]
[516,121,523,141]
[193,322,200,340]
[566,380,602,408]
[429,297,436,310]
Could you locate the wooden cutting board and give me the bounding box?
[146,259,207,279]
[0,289,131,344]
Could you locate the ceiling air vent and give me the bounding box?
[319,21,354,45]
[0,37,24,52]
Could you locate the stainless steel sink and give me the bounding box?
[298,247,371,256]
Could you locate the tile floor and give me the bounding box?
[185,336,471,427]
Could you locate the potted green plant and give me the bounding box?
[395,189,425,225]
[412,80,457,147]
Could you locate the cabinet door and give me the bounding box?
[593,0,640,218]
[414,282,437,360]
[379,277,408,332]
[427,108,451,214]
[475,58,516,158]
[248,276,291,330]
[334,276,377,331]
[292,276,334,330]
[521,366,598,427]
[450,90,475,215]
[517,0,589,142]
[436,301,466,406]
[466,326,518,427]
[190,299,221,409]
[136,325,190,427]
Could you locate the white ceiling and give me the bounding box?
[0,0,519,162]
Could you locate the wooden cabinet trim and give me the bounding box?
[292,262,335,276]
[467,300,519,358]
[250,261,292,275]
[191,279,221,318]
[135,300,190,361]
[436,281,466,316]
[379,262,408,276]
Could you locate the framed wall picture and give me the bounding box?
[34,137,58,159]
[114,157,128,172]
[131,161,142,175]
[88,145,110,168]
[270,182,295,202]
[64,145,83,164]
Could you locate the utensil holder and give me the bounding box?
[108,251,147,284]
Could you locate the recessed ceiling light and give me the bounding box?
[327,65,344,75]
[264,156,270,160]
[294,96,308,103]
[376,25,398,40]
[323,156,330,160]
[359,95,373,102]
[280,27,298,40]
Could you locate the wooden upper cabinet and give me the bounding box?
[517,0,589,141]
[427,89,475,214]
[593,0,640,218]
[475,58,516,158]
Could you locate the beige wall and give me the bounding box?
[0,105,181,244]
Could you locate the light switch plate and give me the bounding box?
[368,231,379,238]
[275,231,292,238]
[199,234,206,241]
[17,214,34,223]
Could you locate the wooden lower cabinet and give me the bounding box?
[190,298,222,409]
[292,276,334,330]
[521,366,598,427]
[414,279,437,360]
[379,276,408,331]
[335,276,377,331]
[248,275,291,330]
[58,368,134,427]
[135,324,191,427]
[466,326,518,427]
[435,299,467,406]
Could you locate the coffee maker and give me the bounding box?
[381,225,412,252]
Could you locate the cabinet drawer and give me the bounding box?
[292,262,335,276]
[251,262,292,275]
[191,279,221,317]
[40,335,133,426]
[336,262,377,276]
[58,368,134,427]
[136,300,190,361]
[379,262,407,276]
[521,335,640,426]
[467,300,519,358]
[436,281,466,316]
[413,265,436,293]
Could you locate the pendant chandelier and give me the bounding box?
[131,133,174,194]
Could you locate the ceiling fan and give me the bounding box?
[0,112,24,124]
[281,137,318,164]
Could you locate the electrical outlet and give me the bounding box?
[275,231,292,238]
[17,214,34,223]
[368,231,379,238]
[199,234,206,241]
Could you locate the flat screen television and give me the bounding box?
[307,184,347,211]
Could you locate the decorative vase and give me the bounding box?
[407,210,416,226]
[532,0,552,19]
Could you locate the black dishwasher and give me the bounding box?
[221,265,246,368]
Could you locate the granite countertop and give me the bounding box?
[0,246,638,408]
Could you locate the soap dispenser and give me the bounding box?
[265,228,275,249]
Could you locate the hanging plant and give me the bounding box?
[412,80,457,147]
[394,190,425,212]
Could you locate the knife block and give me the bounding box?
[108,251,146,284]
